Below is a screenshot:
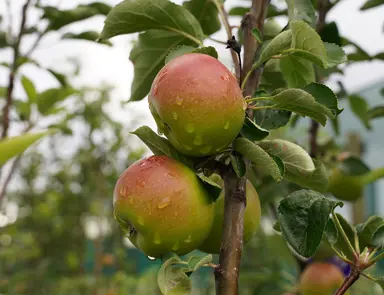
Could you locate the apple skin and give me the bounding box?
[327,168,363,201]
[113,155,214,258]
[300,262,348,295]
[198,180,261,254]
[149,53,245,157]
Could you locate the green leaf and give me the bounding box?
[256,30,292,67]
[360,0,384,10]
[277,189,343,257]
[288,20,326,67]
[129,30,196,101]
[187,254,212,271]
[240,117,270,141]
[233,138,284,181]
[196,173,222,202]
[253,101,292,130]
[280,55,315,88]
[286,0,316,25]
[47,69,68,87]
[258,139,315,179]
[165,45,196,64]
[325,214,356,260]
[62,31,112,46]
[158,257,191,295]
[21,76,37,104]
[324,42,347,68]
[349,95,371,130]
[230,154,246,178]
[0,31,8,48]
[165,46,217,64]
[356,216,384,249]
[368,106,384,119]
[303,83,343,117]
[364,275,384,292]
[41,3,111,31]
[252,28,263,43]
[339,155,370,176]
[131,126,194,169]
[192,46,218,58]
[100,0,204,45]
[0,131,54,166]
[182,0,220,35]
[284,159,329,192]
[319,22,341,46]
[258,88,334,126]
[37,88,76,115]
[14,100,31,121]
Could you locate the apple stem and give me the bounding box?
[334,268,360,295]
[360,167,384,186]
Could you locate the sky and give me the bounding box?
[0,0,383,226]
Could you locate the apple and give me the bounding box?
[299,262,347,295]
[113,155,214,258]
[198,179,261,254]
[149,53,245,157]
[327,168,363,201]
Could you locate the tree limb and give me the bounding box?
[241,0,270,98]
[0,155,22,209]
[334,268,360,295]
[215,1,270,294]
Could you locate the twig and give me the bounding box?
[5,0,13,40]
[334,268,360,295]
[212,0,240,79]
[25,29,49,57]
[1,0,32,140]
[241,0,270,98]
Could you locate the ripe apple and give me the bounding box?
[113,155,214,258]
[299,262,347,295]
[198,179,261,254]
[149,53,245,157]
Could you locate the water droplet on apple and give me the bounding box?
[172,241,180,251]
[183,144,193,151]
[224,121,230,130]
[119,187,127,197]
[154,232,161,244]
[147,256,156,261]
[172,112,178,120]
[157,196,171,209]
[193,134,203,146]
[185,123,195,133]
[200,145,211,154]
[138,216,144,226]
[176,97,183,105]
[184,235,192,243]
[153,83,159,95]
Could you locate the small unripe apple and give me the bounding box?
[113,155,214,258]
[198,180,261,254]
[327,168,363,201]
[149,53,245,157]
[299,262,347,295]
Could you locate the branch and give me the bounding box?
[241,0,270,97]
[215,169,247,295]
[215,1,270,295]
[213,0,241,80]
[1,0,32,140]
[334,268,360,295]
